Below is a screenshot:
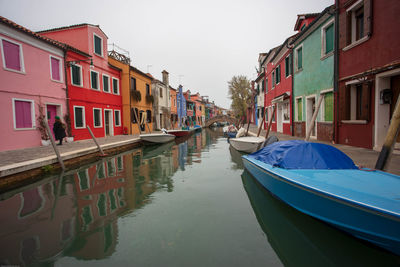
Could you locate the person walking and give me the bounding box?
[53,116,66,145]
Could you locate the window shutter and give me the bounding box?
[364,0,372,37]
[51,58,60,80]
[324,92,334,121]
[360,82,371,121]
[2,40,21,71]
[325,24,334,53]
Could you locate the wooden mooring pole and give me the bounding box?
[265,105,276,139]
[375,97,400,170]
[44,119,65,170]
[257,107,267,137]
[87,125,105,156]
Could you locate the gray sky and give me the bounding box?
[1,0,333,109]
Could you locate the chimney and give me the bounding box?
[162,70,169,87]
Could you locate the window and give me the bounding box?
[159,87,163,97]
[131,108,139,123]
[50,56,62,82]
[323,92,333,122]
[300,24,306,31]
[270,106,275,122]
[78,169,89,191]
[1,38,24,73]
[146,84,150,95]
[322,19,334,57]
[283,101,290,122]
[343,0,371,50]
[295,46,303,71]
[93,33,103,56]
[103,75,110,92]
[272,71,275,88]
[93,108,102,127]
[343,83,370,121]
[146,110,152,123]
[296,97,303,121]
[285,55,292,77]
[130,77,136,91]
[90,70,99,90]
[74,106,85,128]
[13,99,35,129]
[112,78,119,94]
[262,79,265,92]
[276,65,281,85]
[71,64,82,86]
[114,110,121,126]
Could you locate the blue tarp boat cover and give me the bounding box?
[248,140,358,169]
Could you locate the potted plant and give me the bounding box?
[37,105,50,146]
[145,94,154,104]
[64,114,74,143]
[132,90,141,102]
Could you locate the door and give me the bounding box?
[306,97,316,138]
[391,75,400,144]
[104,110,111,136]
[46,105,57,138]
[277,103,283,133]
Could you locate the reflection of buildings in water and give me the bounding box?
[229,145,244,170]
[70,155,128,259]
[178,142,188,171]
[0,175,77,266]
[241,171,399,266]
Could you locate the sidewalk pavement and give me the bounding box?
[247,124,400,176]
[0,135,141,177]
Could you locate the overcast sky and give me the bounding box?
[1,0,333,109]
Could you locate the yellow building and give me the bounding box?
[109,52,153,135]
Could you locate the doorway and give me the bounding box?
[46,104,60,138]
[306,96,316,138]
[104,109,113,136]
[276,103,283,133]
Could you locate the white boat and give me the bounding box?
[140,133,175,144]
[229,136,266,153]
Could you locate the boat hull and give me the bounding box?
[140,133,175,143]
[167,130,190,137]
[229,136,265,153]
[242,156,400,255]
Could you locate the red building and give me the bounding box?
[336,0,400,149]
[39,24,123,140]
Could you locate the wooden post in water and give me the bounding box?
[375,97,400,170]
[133,109,142,134]
[44,119,65,170]
[305,94,324,141]
[87,125,105,156]
[265,105,276,139]
[257,107,267,137]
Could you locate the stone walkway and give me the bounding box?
[247,124,400,176]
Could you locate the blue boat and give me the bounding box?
[226,132,237,139]
[242,140,400,255]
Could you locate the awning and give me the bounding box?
[271,92,290,104]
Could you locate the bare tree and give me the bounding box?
[228,75,251,119]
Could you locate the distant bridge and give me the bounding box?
[204,115,238,127]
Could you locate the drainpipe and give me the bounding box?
[128,65,132,135]
[63,50,70,132]
[333,1,340,144]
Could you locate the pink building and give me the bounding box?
[0,16,70,151]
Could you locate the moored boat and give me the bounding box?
[167,129,191,137]
[242,140,400,255]
[140,133,175,144]
[229,136,266,153]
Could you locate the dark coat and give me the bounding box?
[53,121,66,140]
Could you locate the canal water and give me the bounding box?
[0,128,399,267]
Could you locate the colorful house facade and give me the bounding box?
[291,6,335,141]
[177,85,187,127]
[0,17,68,151]
[39,24,123,140]
[337,0,400,150]
[170,86,178,129]
[152,71,170,130]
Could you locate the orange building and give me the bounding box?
[170,86,178,129]
[108,50,153,135]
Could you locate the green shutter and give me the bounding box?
[285,57,289,77]
[298,48,303,69]
[325,24,334,54]
[297,98,302,121]
[324,92,333,121]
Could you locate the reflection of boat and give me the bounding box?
[142,141,174,160]
[167,129,191,137]
[229,145,244,169]
[242,170,400,266]
[140,133,175,144]
[194,125,202,132]
[175,134,192,145]
[229,136,265,153]
[243,140,400,255]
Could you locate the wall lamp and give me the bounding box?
[67,58,94,68]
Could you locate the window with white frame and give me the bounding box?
[50,56,62,82]
[295,45,303,71]
[272,71,275,88]
[12,98,35,129]
[102,74,110,93]
[285,54,292,77]
[112,78,119,94]
[1,37,25,73]
[71,64,83,86]
[114,110,121,126]
[276,65,281,85]
[74,106,85,128]
[93,108,102,127]
[321,19,334,58]
[347,0,367,46]
[283,101,290,121]
[342,82,370,122]
[90,70,100,90]
[270,106,275,122]
[295,97,303,121]
[93,33,103,57]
